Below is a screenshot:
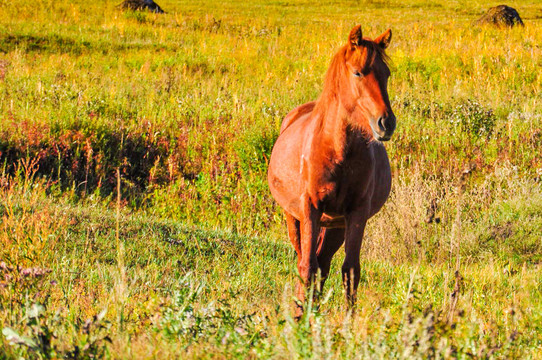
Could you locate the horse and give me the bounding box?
[267,25,396,315]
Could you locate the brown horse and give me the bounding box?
[268,25,395,314]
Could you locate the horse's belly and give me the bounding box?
[369,143,392,217]
[268,123,308,218]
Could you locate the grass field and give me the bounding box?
[1,0,541,358]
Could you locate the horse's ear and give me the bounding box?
[349,25,363,48]
[374,29,392,49]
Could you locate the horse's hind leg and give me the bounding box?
[286,213,305,317]
[316,228,345,292]
[286,213,301,264]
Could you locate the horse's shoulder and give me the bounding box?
[280,101,316,134]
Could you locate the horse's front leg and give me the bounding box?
[295,193,321,317]
[342,209,368,309]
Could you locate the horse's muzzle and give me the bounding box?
[371,113,396,141]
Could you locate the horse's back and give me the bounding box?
[280,102,316,134]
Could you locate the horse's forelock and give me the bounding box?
[359,40,389,70]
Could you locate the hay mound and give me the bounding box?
[119,0,165,14]
[476,5,524,27]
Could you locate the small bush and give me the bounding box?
[450,99,497,139]
[2,303,111,359]
[157,275,267,357]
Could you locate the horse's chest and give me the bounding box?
[315,159,373,213]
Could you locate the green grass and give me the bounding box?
[1,179,541,358]
[1,0,541,358]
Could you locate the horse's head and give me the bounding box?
[341,25,396,141]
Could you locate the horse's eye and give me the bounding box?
[353,71,363,78]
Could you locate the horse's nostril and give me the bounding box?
[378,117,386,131]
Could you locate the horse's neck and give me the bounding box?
[312,97,370,161]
